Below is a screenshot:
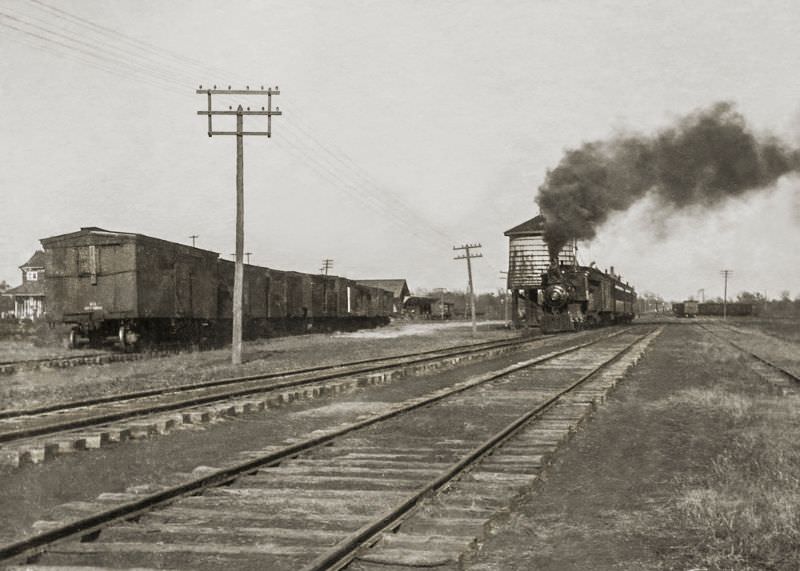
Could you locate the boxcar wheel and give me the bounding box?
[66,329,78,350]
[118,325,139,352]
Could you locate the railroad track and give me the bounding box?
[0,349,184,377]
[0,326,662,569]
[0,334,565,467]
[697,323,798,394]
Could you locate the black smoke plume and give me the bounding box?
[536,102,799,259]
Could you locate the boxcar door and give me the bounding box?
[174,261,193,318]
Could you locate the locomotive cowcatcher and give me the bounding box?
[539,261,636,333]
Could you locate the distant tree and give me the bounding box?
[475,292,502,319]
[736,291,764,303]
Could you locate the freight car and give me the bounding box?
[42,228,392,348]
[672,301,699,318]
[697,302,755,317]
[539,262,636,333]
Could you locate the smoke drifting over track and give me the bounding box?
[536,102,800,258]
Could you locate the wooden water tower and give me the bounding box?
[504,215,576,328]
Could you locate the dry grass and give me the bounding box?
[670,394,800,570]
[658,388,754,420]
[730,316,800,344]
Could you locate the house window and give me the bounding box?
[26,271,38,281]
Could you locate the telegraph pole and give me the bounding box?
[189,235,199,247]
[245,252,252,264]
[499,271,509,323]
[720,269,732,320]
[453,243,482,336]
[320,259,333,315]
[197,84,281,365]
[433,288,446,320]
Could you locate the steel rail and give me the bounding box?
[0,349,182,377]
[0,336,528,421]
[697,323,799,384]
[0,335,557,444]
[304,328,656,571]
[0,353,109,367]
[0,328,636,565]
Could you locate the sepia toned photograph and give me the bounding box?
[0,1,798,569]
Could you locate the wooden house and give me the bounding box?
[4,251,47,319]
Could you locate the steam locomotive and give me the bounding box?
[505,215,637,334]
[539,262,636,333]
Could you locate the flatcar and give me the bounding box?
[539,262,636,333]
[42,227,392,348]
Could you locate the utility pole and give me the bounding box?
[720,270,732,320]
[245,252,252,264]
[197,84,281,365]
[433,288,446,320]
[453,243,482,336]
[697,288,705,303]
[320,259,333,315]
[499,271,509,323]
[189,235,199,247]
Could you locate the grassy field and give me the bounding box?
[729,316,800,344]
[463,324,799,571]
[668,389,800,570]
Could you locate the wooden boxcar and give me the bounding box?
[42,227,218,348]
[673,301,698,318]
[42,227,395,347]
[697,302,755,316]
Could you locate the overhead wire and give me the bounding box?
[15,0,466,251]
[4,0,500,280]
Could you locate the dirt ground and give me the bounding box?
[465,322,799,570]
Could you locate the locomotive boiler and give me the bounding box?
[539,261,636,333]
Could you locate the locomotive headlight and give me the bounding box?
[544,285,568,307]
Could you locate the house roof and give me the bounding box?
[504,215,545,237]
[356,279,410,298]
[404,296,435,307]
[20,250,46,270]
[4,281,44,296]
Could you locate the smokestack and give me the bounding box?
[535,102,799,255]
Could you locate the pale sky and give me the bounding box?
[1,0,799,301]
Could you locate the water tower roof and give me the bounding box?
[504,215,545,237]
